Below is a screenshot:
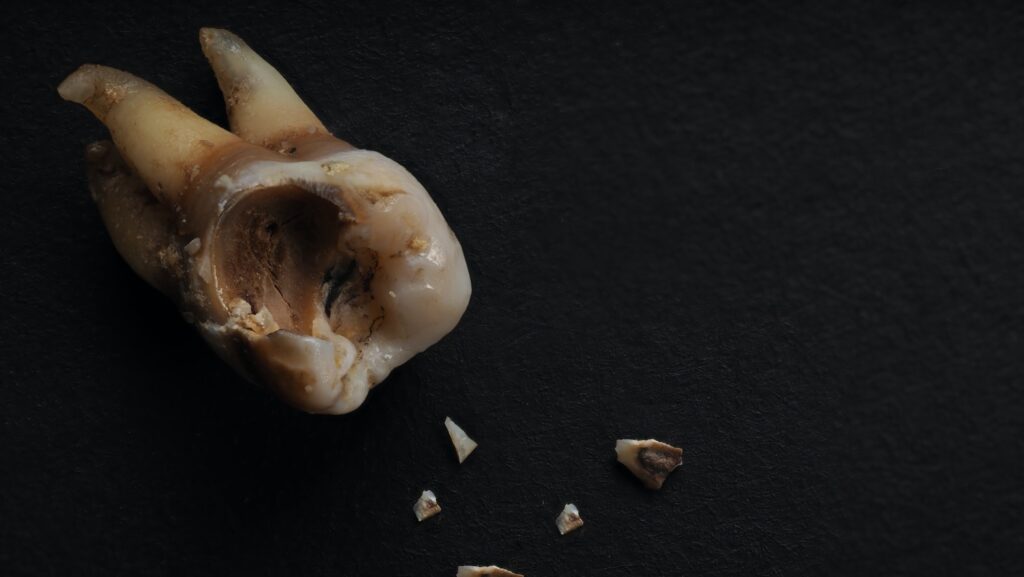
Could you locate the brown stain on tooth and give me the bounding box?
[616,438,684,490]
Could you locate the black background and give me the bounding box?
[3,1,1023,575]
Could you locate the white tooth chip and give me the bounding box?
[445,417,478,464]
[456,566,524,577]
[555,503,583,535]
[413,490,441,522]
[615,438,684,490]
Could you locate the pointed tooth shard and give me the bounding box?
[615,439,683,490]
[555,503,583,535]
[445,417,478,464]
[456,566,524,577]
[413,490,441,522]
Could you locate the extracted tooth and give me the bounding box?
[61,29,472,414]
[555,503,583,535]
[445,417,478,463]
[615,439,684,490]
[413,490,441,521]
[456,566,524,577]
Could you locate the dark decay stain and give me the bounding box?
[638,446,683,476]
[322,259,358,317]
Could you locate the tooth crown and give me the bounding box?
[62,29,472,414]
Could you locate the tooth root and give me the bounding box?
[85,140,178,296]
[58,64,240,205]
[199,28,329,150]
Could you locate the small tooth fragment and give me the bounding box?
[184,237,202,255]
[444,417,478,464]
[456,566,524,577]
[413,490,441,521]
[615,439,683,490]
[555,503,583,535]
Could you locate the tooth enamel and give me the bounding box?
[184,237,202,255]
[555,503,583,535]
[412,490,441,522]
[445,417,478,463]
[61,29,472,414]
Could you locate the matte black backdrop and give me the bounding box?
[2,1,1023,575]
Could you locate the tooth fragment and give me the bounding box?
[615,439,684,490]
[456,566,524,577]
[413,490,441,521]
[184,237,202,255]
[445,417,478,463]
[555,503,583,535]
[60,29,472,415]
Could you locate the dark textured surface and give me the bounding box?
[3,2,1024,575]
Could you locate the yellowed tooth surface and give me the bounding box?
[85,141,177,296]
[59,65,241,205]
[445,417,478,463]
[61,29,472,414]
[200,27,331,150]
[555,503,583,535]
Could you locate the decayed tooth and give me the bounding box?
[445,417,478,463]
[555,503,583,535]
[59,64,242,206]
[413,490,441,521]
[615,439,684,490]
[60,29,472,415]
[456,566,524,577]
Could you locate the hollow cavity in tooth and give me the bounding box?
[615,438,683,490]
[413,490,441,522]
[555,503,583,535]
[456,566,523,577]
[445,417,478,464]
